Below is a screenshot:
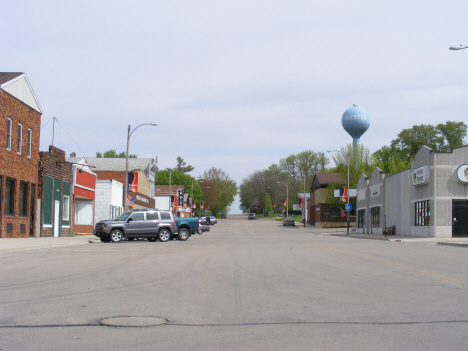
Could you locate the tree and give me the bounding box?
[373,145,409,174]
[174,156,194,173]
[390,121,467,162]
[330,143,375,188]
[201,168,238,216]
[264,193,273,214]
[249,199,263,214]
[96,149,137,158]
[437,121,467,150]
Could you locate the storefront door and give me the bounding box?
[452,200,468,237]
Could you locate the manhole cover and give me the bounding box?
[100,316,168,327]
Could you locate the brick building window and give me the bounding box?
[4,178,15,215]
[19,182,28,217]
[6,118,12,150]
[17,123,22,154]
[27,129,32,158]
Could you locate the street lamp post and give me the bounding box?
[328,149,350,235]
[277,181,289,217]
[124,123,157,211]
[449,45,468,50]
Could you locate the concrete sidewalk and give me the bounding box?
[299,225,468,246]
[0,235,94,253]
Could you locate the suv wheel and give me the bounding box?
[110,229,123,242]
[158,228,171,242]
[178,228,189,241]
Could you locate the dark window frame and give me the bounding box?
[19,181,28,217]
[4,178,15,216]
[371,206,380,228]
[358,209,365,228]
[415,200,430,226]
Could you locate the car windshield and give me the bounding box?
[116,212,132,221]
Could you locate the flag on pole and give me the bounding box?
[192,200,197,209]
[341,208,346,218]
[273,202,276,209]
[283,199,287,206]
[201,202,204,209]
[126,195,136,206]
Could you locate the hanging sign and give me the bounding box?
[456,164,468,184]
[412,166,430,186]
[127,172,139,192]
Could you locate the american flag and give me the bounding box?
[126,195,136,206]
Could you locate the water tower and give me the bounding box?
[341,104,370,167]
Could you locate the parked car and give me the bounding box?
[93,209,176,242]
[283,217,295,226]
[248,213,257,220]
[209,216,217,225]
[221,213,226,219]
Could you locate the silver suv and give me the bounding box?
[93,209,176,243]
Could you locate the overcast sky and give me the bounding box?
[3,1,468,213]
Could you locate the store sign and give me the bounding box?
[370,185,380,197]
[456,164,468,184]
[127,192,155,208]
[412,166,429,186]
[293,204,302,211]
[178,207,192,213]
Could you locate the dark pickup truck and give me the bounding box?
[175,217,201,239]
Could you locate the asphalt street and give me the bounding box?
[1,217,468,350]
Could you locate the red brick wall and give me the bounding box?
[95,171,125,184]
[0,91,41,238]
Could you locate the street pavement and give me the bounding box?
[2,216,468,350]
[2,219,468,253]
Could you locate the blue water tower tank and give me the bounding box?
[341,104,370,143]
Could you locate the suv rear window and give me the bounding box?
[146,212,159,220]
[160,212,171,220]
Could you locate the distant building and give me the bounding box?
[309,172,355,227]
[0,72,42,238]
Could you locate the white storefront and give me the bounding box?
[94,179,124,223]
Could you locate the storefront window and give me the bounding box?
[415,200,430,226]
[371,207,380,228]
[75,199,93,225]
[358,209,365,228]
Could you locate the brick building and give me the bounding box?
[309,172,356,227]
[38,146,73,237]
[0,72,42,238]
